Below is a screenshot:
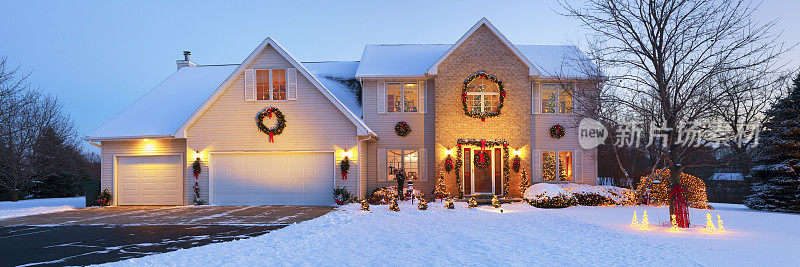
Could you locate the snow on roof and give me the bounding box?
[87,65,237,139]
[356,44,449,77]
[303,61,362,117]
[710,173,745,181]
[355,44,598,78]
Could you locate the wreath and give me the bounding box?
[444,156,454,173]
[461,70,506,122]
[473,151,491,169]
[340,157,350,180]
[255,107,286,143]
[512,155,521,173]
[395,121,411,136]
[549,124,565,139]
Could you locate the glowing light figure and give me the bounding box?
[717,214,725,232]
[668,214,681,233]
[638,210,650,231]
[630,211,640,228]
[703,213,716,233]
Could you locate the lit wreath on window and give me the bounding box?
[473,151,492,169]
[394,121,411,137]
[549,124,565,139]
[255,106,286,143]
[461,70,506,122]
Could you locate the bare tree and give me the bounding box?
[561,0,788,215]
[0,57,78,201]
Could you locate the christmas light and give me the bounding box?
[638,210,650,231]
[717,214,725,232]
[491,195,501,208]
[445,197,455,209]
[702,213,716,233]
[360,199,370,212]
[389,198,400,212]
[630,211,639,228]
[468,197,478,208]
[668,214,681,233]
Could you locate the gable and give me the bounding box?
[174,38,374,138]
[427,18,538,76]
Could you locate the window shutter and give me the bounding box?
[418,81,426,113]
[418,149,426,181]
[287,68,297,100]
[244,69,255,101]
[532,82,540,114]
[574,150,584,183]
[377,81,386,114]
[534,150,541,182]
[378,149,387,181]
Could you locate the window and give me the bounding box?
[255,69,286,101]
[542,151,573,181]
[466,76,500,113]
[387,149,419,180]
[541,83,573,114]
[386,82,418,113]
[272,69,286,100]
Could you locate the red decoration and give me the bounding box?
[340,157,350,180]
[512,156,521,173]
[478,140,487,163]
[255,106,286,143]
[669,184,691,228]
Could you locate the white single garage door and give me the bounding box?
[211,152,334,206]
[117,155,183,205]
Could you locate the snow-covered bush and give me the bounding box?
[523,183,577,208]
[561,183,634,206]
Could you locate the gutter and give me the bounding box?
[83,134,175,142]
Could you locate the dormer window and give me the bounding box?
[256,69,287,101]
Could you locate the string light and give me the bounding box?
[668,214,681,233]
[717,214,725,232]
[630,211,640,228]
[702,213,716,233]
[638,210,650,231]
[360,199,370,212]
[638,169,709,209]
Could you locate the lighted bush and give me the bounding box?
[368,186,398,205]
[526,193,578,208]
[561,183,635,206]
[638,169,710,209]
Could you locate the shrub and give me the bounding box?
[333,187,354,205]
[97,189,112,206]
[573,193,615,206]
[526,193,577,208]
[368,186,397,205]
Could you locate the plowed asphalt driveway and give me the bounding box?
[0,206,333,266]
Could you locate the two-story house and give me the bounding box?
[87,18,600,206]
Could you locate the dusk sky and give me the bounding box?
[1,0,798,153]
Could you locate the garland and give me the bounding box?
[340,156,350,180]
[453,138,510,197]
[461,70,506,122]
[255,107,287,143]
[549,124,565,139]
[192,158,205,205]
[394,121,411,137]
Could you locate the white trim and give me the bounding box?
[112,153,185,206]
[173,37,375,138]
[385,81,421,114]
[207,150,335,206]
[426,18,540,76]
[85,135,173,142]
[468,146,496,195]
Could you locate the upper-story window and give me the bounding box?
[542,83,573,114]
[466,76,500,113]
[387,82,418,113]
[256,69,287,101]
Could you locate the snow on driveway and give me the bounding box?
[106,201,800,266]
[0,197,84,220]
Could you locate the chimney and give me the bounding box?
[176,50,197,69]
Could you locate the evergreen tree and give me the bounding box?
[745,73,800,213]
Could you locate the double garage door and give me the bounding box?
[211,152,334,206]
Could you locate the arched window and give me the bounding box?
[465,76,500,113]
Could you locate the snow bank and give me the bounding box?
[0,197,84,220]
[523,183,568,199]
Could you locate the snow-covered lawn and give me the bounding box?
[0,197,84,220]
[107,201,800,266]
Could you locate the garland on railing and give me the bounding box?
[453,138,510,197]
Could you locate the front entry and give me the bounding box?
[463,147,503,195]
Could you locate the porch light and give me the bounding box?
[513,149,522,156]
[143,139,149,142]
[193,150,203,160]
[444,148,453,156]
[342,149,353,158]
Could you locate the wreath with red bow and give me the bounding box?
[255,107,286,143]
[473,151,491,169]
[395,121,411,136]
[549,124,565,139]
[461,70,506,122]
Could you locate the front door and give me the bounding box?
[473,149,493,194]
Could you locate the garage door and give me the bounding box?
[117,155,183,205]
[211,152,334,206]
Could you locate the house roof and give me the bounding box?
[355,44,596,78]
[87,64,237,140]
[304,61,362,117]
